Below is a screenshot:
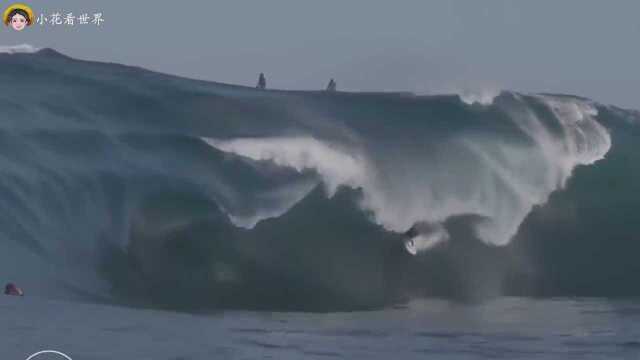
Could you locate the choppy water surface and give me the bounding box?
[4,296,640,359]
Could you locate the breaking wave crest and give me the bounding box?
[206,96,610,248]
[0,48,636,311]
[0,44,40,54]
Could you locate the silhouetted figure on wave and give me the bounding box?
[257,73,266,89]
[326,78,337,92]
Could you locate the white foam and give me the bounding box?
[205,137,368,197]
[0,44,39,54]
[458,96,610,245]
[458,87,502,106]
[225,179,318,229]
[204,137,371,229]
[205,97,610,248]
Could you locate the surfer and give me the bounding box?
[4,283,24,296]
[326,79,337,92]
[256,73,267,89]
[402,222,449,255]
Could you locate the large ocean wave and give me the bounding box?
[0,47,638,311]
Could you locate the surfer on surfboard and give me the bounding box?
[4,283,24,296]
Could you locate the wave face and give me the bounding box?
[0,48,637,311]
[206,95,610,248]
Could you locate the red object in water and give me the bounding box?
[4,283,23,296]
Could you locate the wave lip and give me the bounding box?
[205,96,611,249]
[0,44,40,54]
[204,136,369,197]
[457,88,502,106]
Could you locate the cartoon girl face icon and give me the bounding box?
[3,3,34,31]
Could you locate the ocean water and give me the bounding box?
[4,296,640,359]
[1,46,640,358]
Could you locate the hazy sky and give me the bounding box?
[5,0,640,108]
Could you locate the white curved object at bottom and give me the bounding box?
[25,350,73,360]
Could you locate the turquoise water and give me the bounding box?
[4,296,640,359]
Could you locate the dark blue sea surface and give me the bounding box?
[4,296,640,359]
